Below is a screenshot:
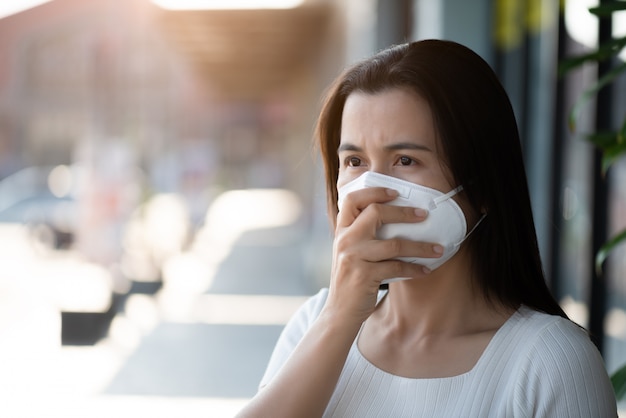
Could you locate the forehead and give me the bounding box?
[339,88,438,147]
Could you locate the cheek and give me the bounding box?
[336,170,350,190]
[336,167,368,190]
[454,196,480,229]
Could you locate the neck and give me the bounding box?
[379,250,506,337]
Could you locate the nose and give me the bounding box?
[369,164,391,177]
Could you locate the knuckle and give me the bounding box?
[342,251,360,264]
[405,206,420,219]
[367,203,383,218]
[391,260,406,277]
[385,238,401,256]
[334,231,359,253]
[336,246,360,264]
[343,192,357,207]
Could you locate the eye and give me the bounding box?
[346,156,363,167]
[397,156,416,166]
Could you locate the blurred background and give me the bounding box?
[0,0,624,416]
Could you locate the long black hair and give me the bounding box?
[315,39,567,318]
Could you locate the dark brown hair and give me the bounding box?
[315,39,567,318]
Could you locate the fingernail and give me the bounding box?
[386,188,399,196]
[433,245,444,254]
[422,266,431,274]
[414,208,428,218]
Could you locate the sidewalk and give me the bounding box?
[1,219,321,418]
[105,223,317,399]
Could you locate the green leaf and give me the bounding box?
[585,131,619,150]
[569,61,626,132]
[587,129,626,173]
[558,36,626,77]
[596,228,626,275]
[619,117,626,144]
[589,1,626,17]
[601,140,626,173]
[611,363,626,401]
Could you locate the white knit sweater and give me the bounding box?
[260,289,617,417]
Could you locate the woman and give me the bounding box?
[237,40,617,417]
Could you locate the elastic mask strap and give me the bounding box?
[430,185,464,209]
[459,212,487,245]
[469,212,486,235]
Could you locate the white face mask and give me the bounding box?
[338,171,483,283]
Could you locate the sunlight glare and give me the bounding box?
[560,295,589,328]
[48,165,73,198]
[191,188,302,266]
[605,308,626,339]
[191,294,308,325]
[565,0,626,60]
[151,0,304,10]
[0,0,52,19]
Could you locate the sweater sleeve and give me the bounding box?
[258,288,329,389]
[513,318,617,417]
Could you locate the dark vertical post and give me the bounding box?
[587,0,612,353]
[548,10,567,295]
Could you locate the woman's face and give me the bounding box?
[337,88,454,193]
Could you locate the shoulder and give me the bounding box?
[506,306,617,417]
[510,306,604,377]
[511,306,597,363]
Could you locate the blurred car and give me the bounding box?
[0,165,79,250]
[0,165,119,345]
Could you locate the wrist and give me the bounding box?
[316,305,366,342]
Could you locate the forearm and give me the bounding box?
[236,309,362,418]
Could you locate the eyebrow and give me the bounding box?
[337,141,433,153]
